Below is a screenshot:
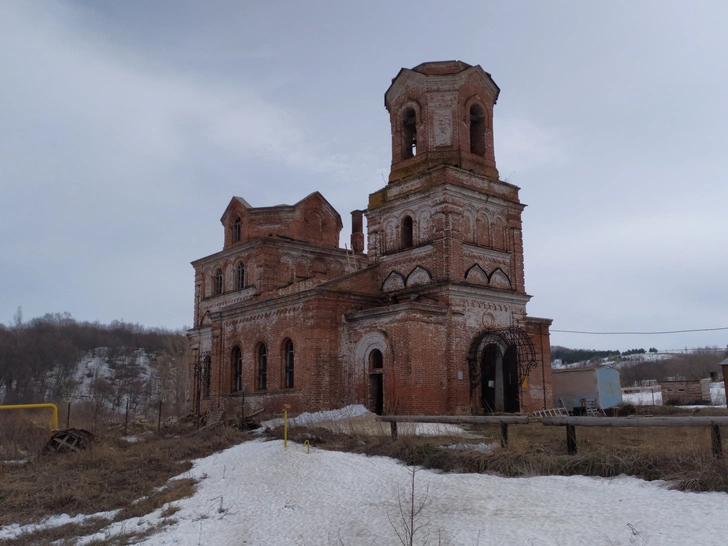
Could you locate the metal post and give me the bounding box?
[566,424,577,455]
[500,422,509,447]
[66,401,71,429]
[711,424,722,459]
[390,421,398,440]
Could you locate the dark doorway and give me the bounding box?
[479,343,520,413]
[480,344,498,413]
[369,373,383,415]
[503,345,520,413]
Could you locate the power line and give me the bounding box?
[551,326,728,335]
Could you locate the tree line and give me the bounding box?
[0,309,188,415]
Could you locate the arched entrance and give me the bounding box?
[468,327,538,414]
[369,349,384,415]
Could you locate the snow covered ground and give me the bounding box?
[622,383,726,407]
[260,405,469,437]
[4,439,728,545]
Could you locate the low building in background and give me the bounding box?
[553,366,623,412]
[661,378,712,406]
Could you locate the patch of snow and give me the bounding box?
[9,438,728,545]
[260,404,371,429]
[0,510,120,542]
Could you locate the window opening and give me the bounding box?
[402,108,417,159]
[214,268,223,296]
[202,355,212,399]
[284,339,294,388]
[257,344,267,390]
[370,349,383,369]
[402,216,413,249]
[235,262,245,290]
[232,217,241,243]
[469,104,486,156]
[232,346,242,392]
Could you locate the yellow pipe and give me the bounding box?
[0,403,59,430]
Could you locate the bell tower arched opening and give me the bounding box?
[469,104,486,156]
[402,108,417,159]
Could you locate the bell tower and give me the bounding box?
[366,60,526,297]
[385,60,500,183]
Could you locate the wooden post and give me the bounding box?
[711,424,722,459]
[124,398,129,436]
[157,400,163,434]
[566,424,577,455]
[390,421,398,440]
[66,401,71,429]
[500,422,509,447]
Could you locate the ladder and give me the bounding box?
[345,244,358,272]
[532,397,569,418]
[584,399,605,417]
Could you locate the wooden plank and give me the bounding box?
[377,415,530,425]
[541,416,728,427]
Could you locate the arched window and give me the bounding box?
[469,104,486,156]
[202,354,212,399]
[401,216,413,249]
[402,108,417,159]
[231,346,242,392]
[283,339,294,388]
[257,344,267,390]
[232,217,241,243]
[370,349,383,369]
[235,262,245,290]
[214,268,223,296]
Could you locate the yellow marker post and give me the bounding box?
[283,404,291,449]
[303,439,310,454]
[0,403,59,430]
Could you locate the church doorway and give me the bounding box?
[368,349,384,415]
[369,374,383,415]
[478,342,520,413]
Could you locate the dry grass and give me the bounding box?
[272,416,728,493]
[0,419,248,544]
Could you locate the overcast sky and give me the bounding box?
[1,1,727,352]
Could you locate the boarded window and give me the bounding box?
[232,346,242,392]
[284,339,294,388]
[235,262,245,290]
[214,268,223,296]
[257,344,267,390]
[232,217,241,243]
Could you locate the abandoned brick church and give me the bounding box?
[188,61,553,417]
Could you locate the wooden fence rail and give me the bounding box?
[377,415,529,446]
[541,416,728,457]
[376,415,728,458]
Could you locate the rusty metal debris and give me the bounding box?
[44,428,94,454]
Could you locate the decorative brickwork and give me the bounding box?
[188,61,553,417]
